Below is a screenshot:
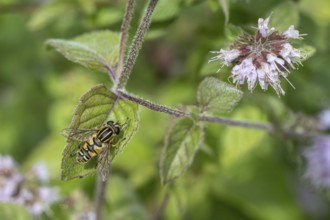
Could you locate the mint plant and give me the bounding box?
[44,0,318,219]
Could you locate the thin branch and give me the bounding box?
[116,0,159,90]
[117,90,275,132]
[117,90,188,117]
[118,91,326,139]
[117,0,135,78]
[199,115,274,131]
[151,191,170,220]
[94,173,109,220]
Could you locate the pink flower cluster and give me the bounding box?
[209,17,305,96]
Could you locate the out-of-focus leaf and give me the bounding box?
[220,106,267,167]
[77,0,96,14]
[200,58,221,76]
[160,118,204,184]
[224,23,245,42]
[0,203,32,220]
[208,0,220,12]
[298,44,316,62]
[214,147,306,220]
[107,176,149,219]
[27,2,74,31]
[300,0,330,26]
[197,77,243,114]
[61,85,139,180]
[269,2,299,31]
[213,106,305,220]
[152,0,181,22]
[93,8,123,27]
[46,31,120,75]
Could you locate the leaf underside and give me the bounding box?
[160,118,204,185]
[61,84,139,180]
[46,31,120,75]
[197,77,243,114]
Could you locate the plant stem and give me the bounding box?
[117,90,274,132]
[151,191,170,220]
[116,0,159,90]
[199,115,273,131]
[95,173,108,220]
[117,0,135,78]
[118,90,188,117]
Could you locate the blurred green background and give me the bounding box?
[1,0,330,219]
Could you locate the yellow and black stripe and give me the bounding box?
[76,121,121,163]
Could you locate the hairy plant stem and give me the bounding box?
[117,90,274,132]
[116,0,159,90]
[118,90,325,139]
[117,0,135,77]
[95,174,108,220]
[94,1,156,218]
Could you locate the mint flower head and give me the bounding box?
[209,17,305,96]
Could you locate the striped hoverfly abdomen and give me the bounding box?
[64,121,121,163]
[77,121,120,163]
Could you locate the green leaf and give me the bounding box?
[224,23,245,42]
[160,118,204,184]
[197,77,243,114]
[93,8,124,27]
[298,44,316,62]
[152,0,181,22]
[220,106,267,167]
[268,2,299,32]
[0,203,32,220]
[46,31,120,75]
[214,104,304,219]
[107,176,149,219]
[300,0,330,26]
[207,0,220,12]
[27,2,74,31]
[61,85,139,180]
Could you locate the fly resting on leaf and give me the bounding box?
[62,120,126,181]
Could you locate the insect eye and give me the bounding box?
[107,121,114,126]
[114,126,120,134]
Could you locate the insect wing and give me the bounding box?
[97,145,110,182]
[62,128,97,142]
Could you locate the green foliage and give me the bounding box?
[1,0,330,219]
[152,0,181,22]
[0,203,32,220]
[268,1,299,31]
[46,31,120,75]
[224,23,245,42]
[298,44,317,62]
[106,175,149,219]
[61,85,139,180]
[299,0,330,26]
[221,106,267,167]
[160,118,204,184]
[27,1,75,31]
[197,77,243,114]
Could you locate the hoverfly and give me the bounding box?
[62,120,125,180]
